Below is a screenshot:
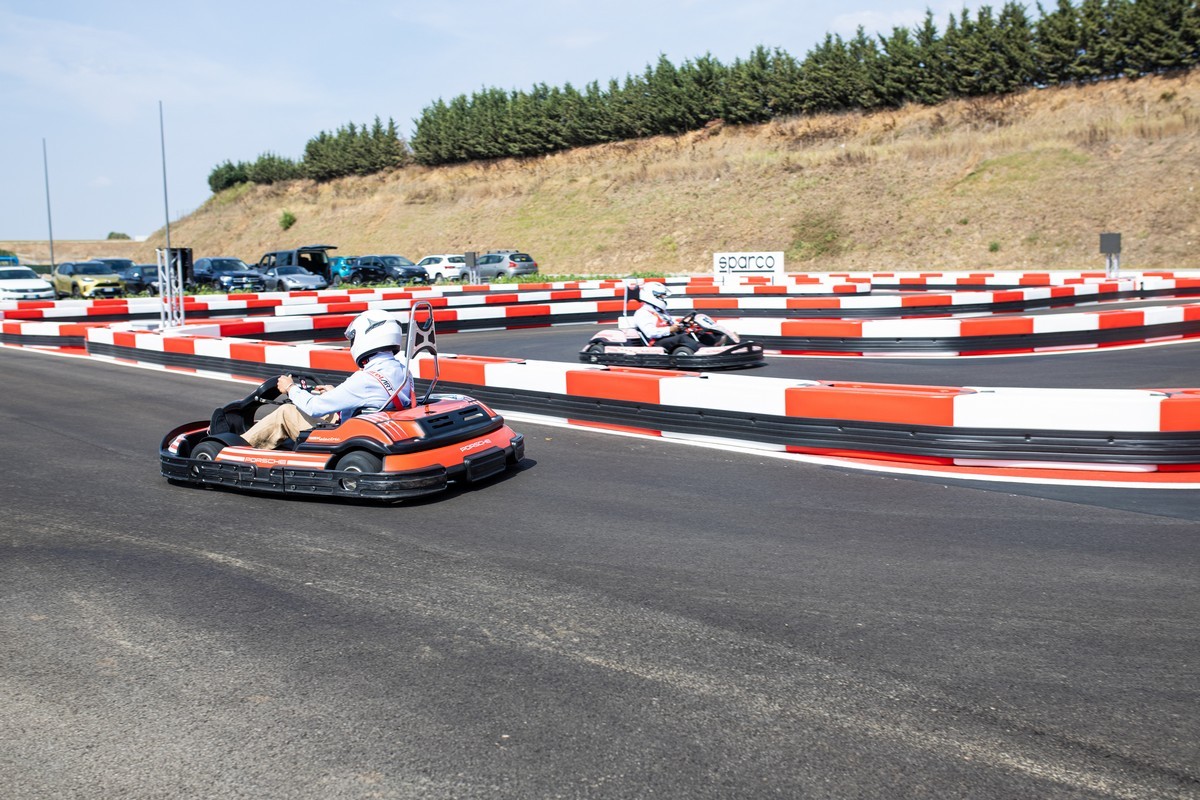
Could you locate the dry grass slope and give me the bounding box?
[9,74,1199,273]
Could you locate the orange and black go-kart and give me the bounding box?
[160,302,525,502]
[580,284,764,370]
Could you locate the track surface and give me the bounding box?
[2,345,1199,799]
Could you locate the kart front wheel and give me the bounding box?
[585,342,606,363]
[336,451,382,491]
[192,440,225,461]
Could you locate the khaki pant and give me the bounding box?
[242,404,335,450]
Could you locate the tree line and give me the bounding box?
[209,0,1200,191]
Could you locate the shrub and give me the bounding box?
[280,210,297,231]
[208,160,251,193]
[247,152,302,185]
[106,231,130,240]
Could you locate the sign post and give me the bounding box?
[464,251,478,284]
[1100,232,1121,279]
[712,251,785,285]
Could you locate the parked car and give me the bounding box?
[193,257,266,292]
[475,251,539,281]
[48,261,125,299]
[261,265,329,292]
[331,256,387,286]
[353,255,429,284]
[256,245,337,286]
[0,266,56,300]
[109,263,160,294]
[415,254,466,283]
[91,257,137,273]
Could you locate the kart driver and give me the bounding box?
[241,309,414,450]
[633,281,699,353]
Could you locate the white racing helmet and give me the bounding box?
[345,309,404,366]
[640,281,671,311]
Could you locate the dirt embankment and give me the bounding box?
[7,74,1199,274]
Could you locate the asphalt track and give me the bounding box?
[2,343,1199,799]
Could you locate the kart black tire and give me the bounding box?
[671,347,698,367]
[585,342,606,363]
[336,451,382,491]
[192,440,225,461]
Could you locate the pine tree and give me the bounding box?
[912,11,950,104]
[1120,0,1197,73]
[878,26,921,106]
[1034,0,1083,83]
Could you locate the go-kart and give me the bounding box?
[580,285,765,369]
[160,302,525,502]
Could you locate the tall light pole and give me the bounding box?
[159,100,171,254]
[156,101,185,328]
[42,138,55,267]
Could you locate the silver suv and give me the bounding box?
[475,252,538,281]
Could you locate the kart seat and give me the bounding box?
[616,316,649,345]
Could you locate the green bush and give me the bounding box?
[208,160,251,193]
[247,152,302,185]
[280,210,297,231]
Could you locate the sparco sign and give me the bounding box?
[712,251,785,278]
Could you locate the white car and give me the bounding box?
[0,266,56,300]
[415,254,466,283]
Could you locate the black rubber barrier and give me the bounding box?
[1,332,87,348]
[87,340,1200,466]
[20,282,1199,324]
[754,318,1200,353]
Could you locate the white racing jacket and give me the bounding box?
[633,305,678,342]
[287,351,414,420]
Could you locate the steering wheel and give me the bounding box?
[254,373,322,403]
[291,373,321,392]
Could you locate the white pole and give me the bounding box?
[42,139,55,268]
[158,101,184,328]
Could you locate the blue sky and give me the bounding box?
[1,0,980,241]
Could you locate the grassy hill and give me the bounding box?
[8,74,1200,274]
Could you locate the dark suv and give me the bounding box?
[256,245,337,285]
[353,255,429,284]
[192,257,266,292]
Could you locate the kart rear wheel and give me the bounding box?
[192,440,225,461]
[336,451,382,492]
